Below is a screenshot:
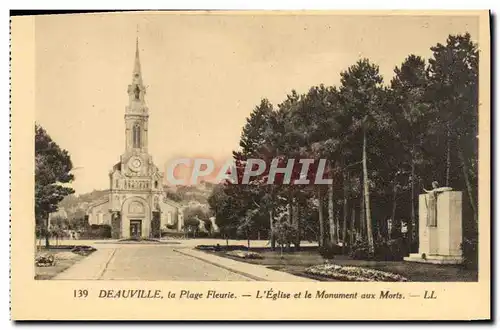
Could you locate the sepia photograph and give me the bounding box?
[10,10,490,320]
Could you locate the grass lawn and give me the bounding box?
[204,246,478,282]
[34,247,93,280]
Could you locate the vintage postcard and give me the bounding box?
[10,10,490,320]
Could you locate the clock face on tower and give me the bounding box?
[128,157,142,172]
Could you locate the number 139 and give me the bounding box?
[73,289,88,298]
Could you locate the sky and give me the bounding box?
[34,12,479,195]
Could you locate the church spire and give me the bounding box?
[132,30,143,85]
[124,31,149,153]
[127,30,146,106]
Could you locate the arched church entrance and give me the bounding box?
[121,197,151,238]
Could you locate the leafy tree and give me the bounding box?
[390,54,433,246]
[288,85,337,248]
[338,59,385,255]
[240,99,275,158]
[239,99,278,246]
[427,33,478,223]
[35,124,75,247]
[208,183,241,245]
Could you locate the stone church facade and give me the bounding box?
[86,39,183,238]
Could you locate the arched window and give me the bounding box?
[154,180,158,189]
[128,201,145,214]
[133,124,141,148]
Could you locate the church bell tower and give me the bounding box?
[103,34,181,239]
[119,36,153,177]
[125,37,149,154]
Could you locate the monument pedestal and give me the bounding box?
[404,190,463,265]
[405,253,463,264]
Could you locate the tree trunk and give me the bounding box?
[446,124,451,186]
[377,223,382,242]
[34,227,37,253]
[297,203,301,249]
[458,147,478,224]
[409,151,415,250]
[391,183,398,238]
[350,206,356,247]
[363,129,375,255]
[269,186,276,250]
[292,201,298,242]
[269,209,276,250]
[360,193,365,239]
[292,201,300,250]
[317,187,325,247]
[328,176,336,245]
[342,173,349,251]
[335,209,341,245]
[44,216,50,248]
[286,198,292,253]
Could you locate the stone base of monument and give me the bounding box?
[404,253,463,265]
[404,190,464,266]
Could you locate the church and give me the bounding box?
[86,38,183,239]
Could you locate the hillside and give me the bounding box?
[164,180,216,207]
[58,189,109,220]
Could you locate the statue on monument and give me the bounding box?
[423,181,452,227]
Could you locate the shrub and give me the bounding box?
[350,240,371,260]
[196,231,210,238]
[318,244,343,259]
[350,239,409,261]
[195,245,216,251]
[461,236,478,269]
[99,224,112,238]
[71,245,97,256]
[274,221,298,248]
[195,244,247,252]
[161,231,185,239]
[35,254,55,267]
[226,250,264,259]
[375,238,408,261]
[80,224,111,239]
[387,238,408,260]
